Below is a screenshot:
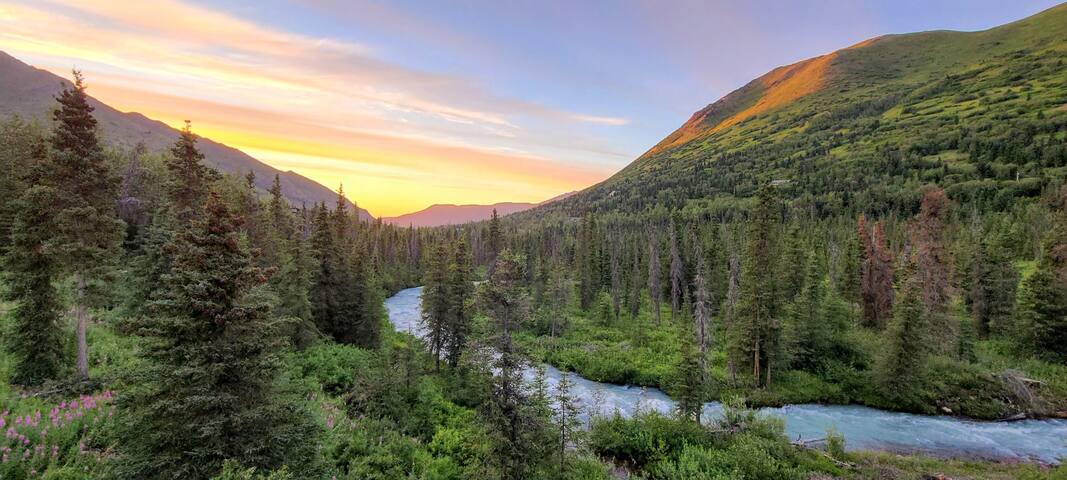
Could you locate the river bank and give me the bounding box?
[386,286,1067,464]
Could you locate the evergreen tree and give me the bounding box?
[127,122,214,319]
[444,238,475,367]
[117,192,318,478]
[669,219,685,322]
[610,238,622,321]
[785,254,849,372]
[267,174,292,240]
[1017,218,1067,363]
[876,262,928,405]
[273,237,318,349]
[554,372,581,474]
[0,119,43,255]
[543,263,570,338]
[167,120,212,221]
[692,262,712,372]
[595,290,614,326]
[48,70,125,379]
[628,242,643,320]
[968,229,1019,338]
[730,184,781,388]
[3,142,65,385]
[421,241,450,370]
[577,214,596,310]
[673,306,705,424]
[487,208,502,269]
[839,230,863,308]
[780,224,807,300]
[478,250,549,479]
[308,203,348,342]
[648,228,662,325]
[349,242,383,349]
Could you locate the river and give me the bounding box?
[385,286,1067,463]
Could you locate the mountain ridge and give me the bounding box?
[0,51,372,220]
[382,192,575,227]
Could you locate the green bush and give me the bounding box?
[291,343,377,394]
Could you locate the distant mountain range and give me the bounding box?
[383,191,576,227]
[0,51,372,220]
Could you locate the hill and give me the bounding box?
[527,3,1067,219]
[383,192,575,227]
[0,51,372,220]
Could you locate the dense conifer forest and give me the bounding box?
[3,5,1067,480]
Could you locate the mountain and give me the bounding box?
[0,51,372,220]
[383,192,575,227]
[525,3,1067,219]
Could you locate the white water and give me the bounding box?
[385,287,1067,463]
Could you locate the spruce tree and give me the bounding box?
[876,262,928,405]
[0,119,44,255]
[48,70,125,379]
[167,120,211,221]
[348,242,383,349]
[421,241,450,370]
[3,142,65,385]
[674,308,705,424]
[273,237,318,349]
[478,250,548,479]
[669,218,685,322]
[309,203,347,342]
[444,238,475,367]
[577,214,596,310]
[838,230,862,308]
[730,184,781,388]
[118,192,318,478]
[127,122,213,318]
[1018,219,1067,363]
[648,228,662,325]
[785,254,848,372]
[968,229,1019,338]
[780,224,807,300]
[628,242,643,320]
[267,174,292,240]
[487,208,502,268]
[554,372,581,474]
[692,262,712,372]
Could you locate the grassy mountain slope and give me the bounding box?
[0,51,371,219]
[535,3,1067,218]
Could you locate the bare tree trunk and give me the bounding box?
[766,356,772,388]
[75,273,90,380]
[752,340,760,388]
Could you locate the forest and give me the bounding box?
[0,67,1065,480]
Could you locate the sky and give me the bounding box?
[0,0,1061,216]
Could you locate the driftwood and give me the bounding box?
[791,436,827,446]
[791,435,855,470]
[999,413,1028,422]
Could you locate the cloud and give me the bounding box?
[0,0,625,214]
[571,114,629,126]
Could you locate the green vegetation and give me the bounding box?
[586,398,1067,479]
[489,5,1067,422]
[4,5,1067,478]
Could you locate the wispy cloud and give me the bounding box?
[0,0,622,215]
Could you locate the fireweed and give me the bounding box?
[0,391,114,477]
